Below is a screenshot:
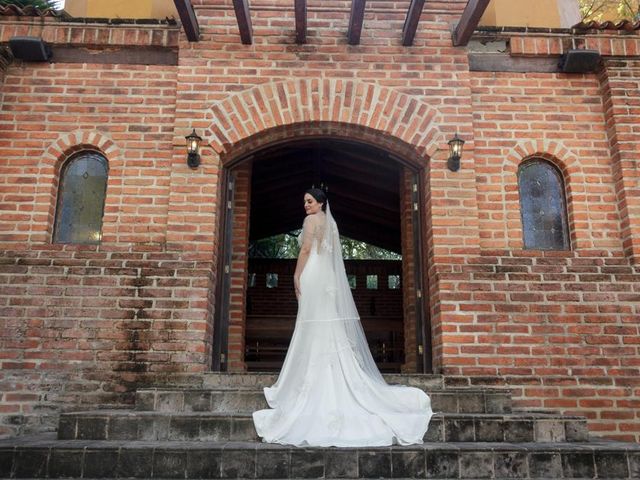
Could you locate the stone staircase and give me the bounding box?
[1,373,639,479]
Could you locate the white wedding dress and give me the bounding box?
[252,204,432,447]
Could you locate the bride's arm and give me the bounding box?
[293,215,315,300]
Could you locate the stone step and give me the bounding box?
[155,372,446,390]
[58,411,589,443]
[1,434,639,479]
[135,387,512,415]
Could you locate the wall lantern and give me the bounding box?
[185,129,203,168]
[447,133,465,172]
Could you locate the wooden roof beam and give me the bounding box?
[233,0,253,45]
[173,0,200,42]
[295,0,307,44]
[347,0,366,45]
[453,0,490,47]
[402,0,425,46]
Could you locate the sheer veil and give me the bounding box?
[253,198,432,447]
[320,201,386,384]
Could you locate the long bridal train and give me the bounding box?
[252,318,433,447]
[252,203,432,447]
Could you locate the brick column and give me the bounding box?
[427,137,481,375]
[400,168,418,373]
[600,60,640,263]
[227,162,252,371]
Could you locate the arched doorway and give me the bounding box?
[213,128,432,374]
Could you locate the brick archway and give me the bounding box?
[205,80,448,373]
[206,79,447,161]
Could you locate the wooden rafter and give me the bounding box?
[347,0,366,45]
[295,0,307,44]
[232,0,253,45]
[402,0,425,46]
[173,0,200,42]
[248,139,405,251]
[453,0,490,47]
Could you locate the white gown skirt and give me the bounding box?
[252,251,433,447]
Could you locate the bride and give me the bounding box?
[252,188,432,447]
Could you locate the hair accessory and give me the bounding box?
[311,182,329,193]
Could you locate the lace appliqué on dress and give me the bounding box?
[299,216,329,254]
[320,221,337,254]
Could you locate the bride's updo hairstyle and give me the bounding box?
[305,188,328,212]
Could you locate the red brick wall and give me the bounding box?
[0,246,213,436]
[0,65,177,246]
[435,250,640,440]
[472,73,621,251]
[452,39,640,441]
[0,18,216,437]
[0,4,639,441]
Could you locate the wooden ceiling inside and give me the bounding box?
[249,139,403,253]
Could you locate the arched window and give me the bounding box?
[53,152,108,244]
[518,159,570,250]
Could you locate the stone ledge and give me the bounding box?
[134,386,512,415]
[57,410,589,444]
[0,436,639,479]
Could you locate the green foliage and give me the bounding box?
[249,231,401,260]
[340,237,401,260]
[249,232,301,259]
[579,0,640,21]
[0,0,59,8]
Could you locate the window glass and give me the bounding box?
[366,275,378,289]
[266,273,278,288]
[388,275,401,289]
[347,274,357,289]
[518,160,570,250]
[53,152,108,244]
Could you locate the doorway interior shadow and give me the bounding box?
[213,128,432,374]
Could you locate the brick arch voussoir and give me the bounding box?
[504,140,584,192]
[207,79,446,159]
[40,130,121,174]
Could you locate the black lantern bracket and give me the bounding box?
[447,133,465,172]
[185,129,203,169]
